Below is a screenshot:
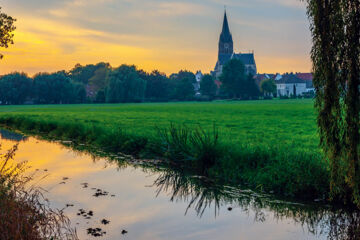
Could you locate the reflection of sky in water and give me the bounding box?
[0,136,326,240]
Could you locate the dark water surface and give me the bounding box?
[1,129,358,240]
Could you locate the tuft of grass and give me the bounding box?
[157,124,224,173]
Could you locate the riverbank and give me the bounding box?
[0,100,330,201]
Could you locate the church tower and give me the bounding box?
[213,10,235,78]
[212,10,257,78]
[218,11,234,57]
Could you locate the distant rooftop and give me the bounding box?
[296,73,313,81]
[276,73,306,84]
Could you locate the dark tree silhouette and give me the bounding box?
[305,0,360,206]
[220,59,259,99]
[105,64,146,103]
[0,7,16,59]
[200,74,217,98]
[219,58,247,98]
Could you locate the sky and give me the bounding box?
[0,0,312,75]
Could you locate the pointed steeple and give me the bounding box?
[220,10,232,42]
[222,11,230,35]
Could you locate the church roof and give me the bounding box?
[232,53,256,65]
[218,53,233,65]
[220,11,233,43]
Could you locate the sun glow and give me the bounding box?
[0,0,312,75]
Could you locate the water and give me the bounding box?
[0,129,358,240]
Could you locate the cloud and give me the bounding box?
[209,0,305,9]
[1,0,311,75]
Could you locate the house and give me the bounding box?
[275,73,307,97]
[296,73,314,93]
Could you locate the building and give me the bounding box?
[212,11,257,78]
[194,70,203,95]
[275,73,307,97]
[296,73,314,93]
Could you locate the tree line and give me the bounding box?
[0,59,263,105]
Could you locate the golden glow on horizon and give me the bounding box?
[0,13,312,75]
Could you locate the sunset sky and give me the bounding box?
[0,0,312,76]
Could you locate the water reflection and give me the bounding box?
[152,167,360,240]
[0,129,28,142]
[1,129,360,240]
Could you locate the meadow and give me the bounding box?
[0,99,329,201]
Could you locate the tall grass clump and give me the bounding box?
[0,144,78,240]
[157,124,224,174]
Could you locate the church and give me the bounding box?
[212,11,257,78]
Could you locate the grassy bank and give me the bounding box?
[0,99,330,200]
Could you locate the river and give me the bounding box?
[0,129,357,240]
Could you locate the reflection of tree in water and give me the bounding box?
[0,129,28,142]
[16,133,360,240]
[327,210,360,240]
[152,167,360,240]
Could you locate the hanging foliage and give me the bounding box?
[304,0,360,206]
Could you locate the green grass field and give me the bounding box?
[0,99,319,152]
[0,99,329,200]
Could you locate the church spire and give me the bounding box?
[221,10,230,36]
[219,10,233,43]
[218,9,233,58]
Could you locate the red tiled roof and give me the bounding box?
[296,73,313,81]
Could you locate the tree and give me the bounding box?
[69,62,111,100]
[72,82,87,103]
[220,59,246,98]
[88,64,110,91]
[246,74,261,99]
[293,84,297,98]
[0,72,32,104]
[220,59,259,99]
[0,7,16,59]
[95,90,105,103]
[305,0,360,206]
[33,72,77,104]
[169,70,195,101]
[260,79,276,97]
[143,70,170,101]
[200,74,217,98]
[105,65,146,103]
